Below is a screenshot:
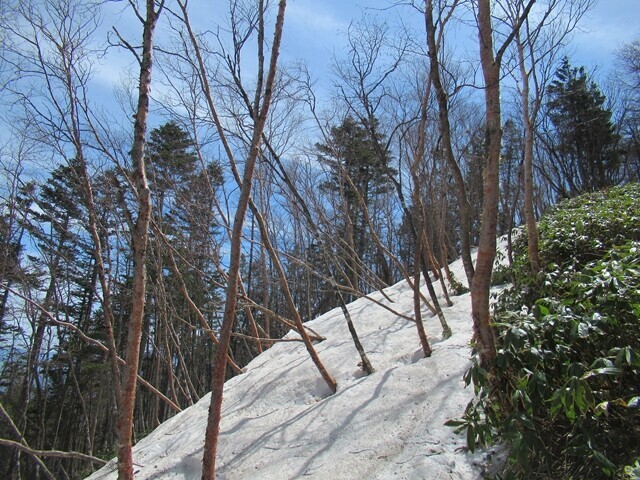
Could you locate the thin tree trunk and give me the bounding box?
[413,248,432,357]
[409,26,451,339]
[425,0,475,286]
[516,35,541,275]
[473,0,536,370]
[200,3,287,478]
[115,1,162,477]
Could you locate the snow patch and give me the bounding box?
[87,250,500,480]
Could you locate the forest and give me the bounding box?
[0,0,638,479]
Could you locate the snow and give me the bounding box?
[87,251,498,480]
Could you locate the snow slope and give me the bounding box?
[87,253,495,480]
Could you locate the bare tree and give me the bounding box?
[330,17,451,340]
[507,0,593,275]
[472,0,536,369]
[196,2,290,478]
[113,0,163,478]
[616,38,640,180]
[423,0,477,287]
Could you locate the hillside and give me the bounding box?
[87,251,496,479]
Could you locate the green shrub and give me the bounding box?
[512,184,640,277]
[450,184,640,479]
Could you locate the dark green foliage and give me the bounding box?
[315,115,397,294]
[538,183,640,265]
[453,183,640,479]
[544,58,622,197]
[316,116,394,203]
[506,184,640,292]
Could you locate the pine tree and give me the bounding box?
[144,121,225,416]
[315,116,395,294]
[546,58,621,195]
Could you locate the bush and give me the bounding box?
[450,184,640,479]
[512,184,640,276]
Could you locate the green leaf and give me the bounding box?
[577,322,590,338]
[627,397,640,408]
[581,367,622,379]
[444,419,465,427]
[467,426,476,453]
[537,303,550,316]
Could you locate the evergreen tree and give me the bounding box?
[545,58,621,196]
[144,121,225,415]
[315,116,395,294]
[317,116,394,206]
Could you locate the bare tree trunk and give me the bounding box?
[409,28,451,339]
[516,35,541,275]
[510,0,594,273]
[413,247,432,357]
[200,3,287,478]
[472,0,500,370]
[473,0,536,370]
[425,0,475,286]
[115,1,162,477]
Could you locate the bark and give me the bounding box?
[200,2,287,478]
[472,0,501,371]
[409,21,452,339]
[413,248,432,357]
[115,1,162,478]
[473,0,536,370]
[424,0,475,286]
[516,35,541,276]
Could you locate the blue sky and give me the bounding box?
[4,0,639,145]
[571,0,639,68]
[84,0,640,116]
[264,0,639,106]
[282,0,639,77]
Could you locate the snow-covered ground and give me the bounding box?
[88,252,497,480]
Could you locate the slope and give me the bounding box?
[87,251,496,480]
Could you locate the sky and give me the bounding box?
[3,0,639,167]
[246,1,637,121]
[571,0,640,69]
[277,0,640,92]
[90,0,640,100]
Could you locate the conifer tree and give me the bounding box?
[545,58,621,196]
[315,116,395,294]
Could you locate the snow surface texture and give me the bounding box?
[88,251,498,479]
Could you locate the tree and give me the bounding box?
[543,58,621,196]
[616,38,640,181]
[114,1,163,478]
[316,116,395,296]
[507,0,593,275]
[472,0,536,370]
[498,118,524,251]
[424,0,476,286]
[144,121,224,425]
[197,1,291,478]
